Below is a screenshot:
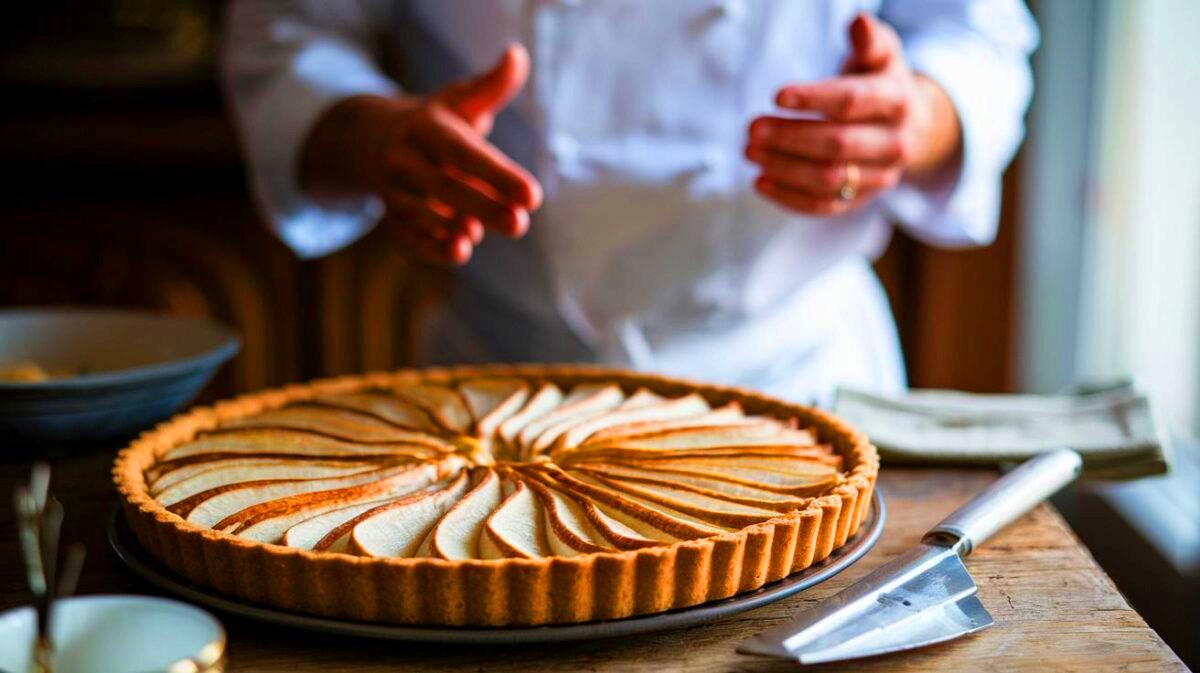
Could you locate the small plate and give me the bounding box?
[0,595,225,673]
[0,308,239,444]
[109,491,884,644]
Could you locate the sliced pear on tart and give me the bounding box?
[211,403,453,446]
[579,401,746,446]
[522,475,613,556]
[517,384,625,457]
[153,458,383,506]
[347,470,472,557]
[390,383,473,433]
[574,422,817,451]
[282,498,403,551]
[416,468,504,560]
[541,466,728,540]
[570,463,810,512]
[613,461,838,495]
[219,406,441,443]
[175,458,461,528]
[230,461,458,543]
[457,379,530,437]
[309,392,440,431]
[571,469,781,528]
[479,478,552,559]
[497,383,563,447]
[157,429,448,465]
[552,392,711,451]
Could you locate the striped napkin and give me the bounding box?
[832,381,1168,479]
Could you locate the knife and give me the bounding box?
[739,448,1083,664]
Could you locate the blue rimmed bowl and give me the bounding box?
[0,308,239,445]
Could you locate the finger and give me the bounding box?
[382,192,466,240]
[425,199,489,246]
[749,117,906,164]
[435,169,530,237]
[385,164,528,238]
[438,43,530,131]
[460,216,485,245]
[409,108,543,210]
[754,176,877,216]
[389,220,474,265]
[845,14,901,73]
[775,75,907,122]
[745,146,902,198]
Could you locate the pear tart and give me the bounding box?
[115,365,877,626]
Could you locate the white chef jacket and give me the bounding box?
[222,0,1037,405]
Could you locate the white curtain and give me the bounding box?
[1076,0,1200,438]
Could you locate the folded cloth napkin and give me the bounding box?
[832,381,1169,479]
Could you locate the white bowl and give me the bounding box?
[0,595,225,673]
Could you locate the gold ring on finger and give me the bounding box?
[839,162,860,201]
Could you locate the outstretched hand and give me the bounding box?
[302,44,542,265]
[746,14,960,215]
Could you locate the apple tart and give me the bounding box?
[115,365,877,626]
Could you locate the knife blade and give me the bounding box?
[739,448,1082,664]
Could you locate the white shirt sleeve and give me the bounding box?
[221,0,399,259]
[879,0,1039,248]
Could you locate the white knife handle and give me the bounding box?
[923,448,1082,556]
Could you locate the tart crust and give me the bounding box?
[114,364,878,626]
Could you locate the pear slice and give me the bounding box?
[581,500,669,548]
[558,444,838,466]
[416,468,503,560]
[231,462,455,543]
[635,453,841,473]
[553,392,711,450]
[522,475,613,556]
[390,383,473,433]
[613,388,667,409]
[154,459,381,506]
[578,423,816,451]
[176,457,461,527]
[521,470,664,549]
[571,463,810,511]
[148,456,381,494]
[542,467,726,540]
[497,383,563,446]
[519,384,625,457]
[218,406,452,445]
[580,402,747,446]
[160,429,449,462]
[310,392,439,431]
[282,497,404,551]
[346,471,472,557]
[457,379,530,438]
[479,478,551,559]
[572,469,781,527]
[611,460,837,494]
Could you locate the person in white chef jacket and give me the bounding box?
[222,1,1036,405]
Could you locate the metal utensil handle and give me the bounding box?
[924,448,1083,556]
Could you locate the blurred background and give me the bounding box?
[0,0,1195,666]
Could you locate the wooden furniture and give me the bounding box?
[0,446,1184,672]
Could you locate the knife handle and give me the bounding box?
[923,448,1083,556]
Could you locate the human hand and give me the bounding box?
[302,44,542,264]
[746,14,961,215]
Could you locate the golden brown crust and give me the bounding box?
[113,364,878,626]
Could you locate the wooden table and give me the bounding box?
[1,445,1186,672]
